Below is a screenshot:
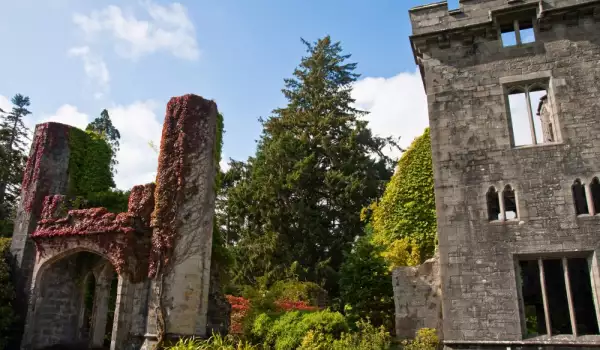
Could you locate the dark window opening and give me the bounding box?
[591,177,600,215]
[82,273,96,339]
[572,179,589,215]
[519,257,600,338]
[544,259,572,335]
[487,186,501,221]
[104,273,118,347]
[504,185,518,219]
[568,258,600,335]
[520,260,547,337]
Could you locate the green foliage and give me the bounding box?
[166,334,258,350]
[0,94,31,227]
[68,128,115,196]
[339,233,394,332]
[86,109,121,174]
[84,189,130,213]
[251,310,349,350]
[370,128,436,267]
[223,36,396,297]
[0,238,16,349]
[401,328,439,350]
[299,319,392,350]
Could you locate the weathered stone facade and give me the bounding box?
[393,253,442,340]
[10,94,229,349]
[409,0,600,348]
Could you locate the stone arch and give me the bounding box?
[502,184,518,220]
[22,247,130,350]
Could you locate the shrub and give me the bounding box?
[299,319,392,350]
[252,310,349,350]
[339,235,394,332]
[401,328,439,350]
[0,238,16,349]
[165,334,258,350]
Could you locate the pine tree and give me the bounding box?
[226,36,397,295]
[0,94,31,227]
[86,109,121,174]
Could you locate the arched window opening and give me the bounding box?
[572,179,589,215]
[487,186,501,221]
[504,185,518,220]
[104,272,118,347]
[591,177,600,215]
[82,273,96,339]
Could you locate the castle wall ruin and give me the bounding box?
[408,0,600,348]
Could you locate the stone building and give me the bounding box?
[10,94,229,349]
[404,0,600,348]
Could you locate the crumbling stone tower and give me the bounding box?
[410,0,600,348]
[10,94,221,349]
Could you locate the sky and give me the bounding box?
[0,0,448,190]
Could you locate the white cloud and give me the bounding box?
[0,95,11,113]
[220,154,230,172]
[73,1,199,61]
[17,100,162,190]
[352,69,429,159]
[107,100,163,189]
[68,46,110,98]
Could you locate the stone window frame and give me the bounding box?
[500,71,562,149]
[514,251,600,339]
[493,5,539,48]
[571,176,600,218]
[486,183,521,223]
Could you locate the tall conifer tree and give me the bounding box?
[225,36,397,295]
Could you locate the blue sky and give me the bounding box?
[0,0,439,190]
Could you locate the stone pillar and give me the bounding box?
[143,94,217,347]
[10,122,72,347]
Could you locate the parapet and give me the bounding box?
[409,0,600,36]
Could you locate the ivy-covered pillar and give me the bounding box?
[10,122,72,348]
[143,94,218,348]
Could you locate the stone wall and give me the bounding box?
[410,0,600,348]
[393,253,442,340]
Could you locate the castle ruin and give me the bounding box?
[10,94,225,349]
[395,0,600,348]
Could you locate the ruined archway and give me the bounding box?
[26,249,123,349]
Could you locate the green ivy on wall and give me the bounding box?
[369,128,437,267]
[68,128,115,196]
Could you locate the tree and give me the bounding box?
[86,109,120,174]
[339,228,394,332]
[0,94,31,226]
[225,36,396,296]
[369,128,436,267]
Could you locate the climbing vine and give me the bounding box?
[369,128,437,267]
[67,128,114,196]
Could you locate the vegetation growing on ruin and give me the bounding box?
[67,128,115,196]
[368,128,436,267]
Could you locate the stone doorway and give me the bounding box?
[27,251,122,350]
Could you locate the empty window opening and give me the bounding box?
[518,257,600,338]
[487,186,501,221]
[104,272,118,347]
[82,273,96,339]
[544,259,572,335]
[572,179,589,216]
[591,177,600,215]
[520,260,547,337]
[501,18,536,47]
[448,0,459,10]
[508,84,553,147]
[504,185,518,220]
[567,258,600,335]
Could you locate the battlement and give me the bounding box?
[410,0,600,36]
